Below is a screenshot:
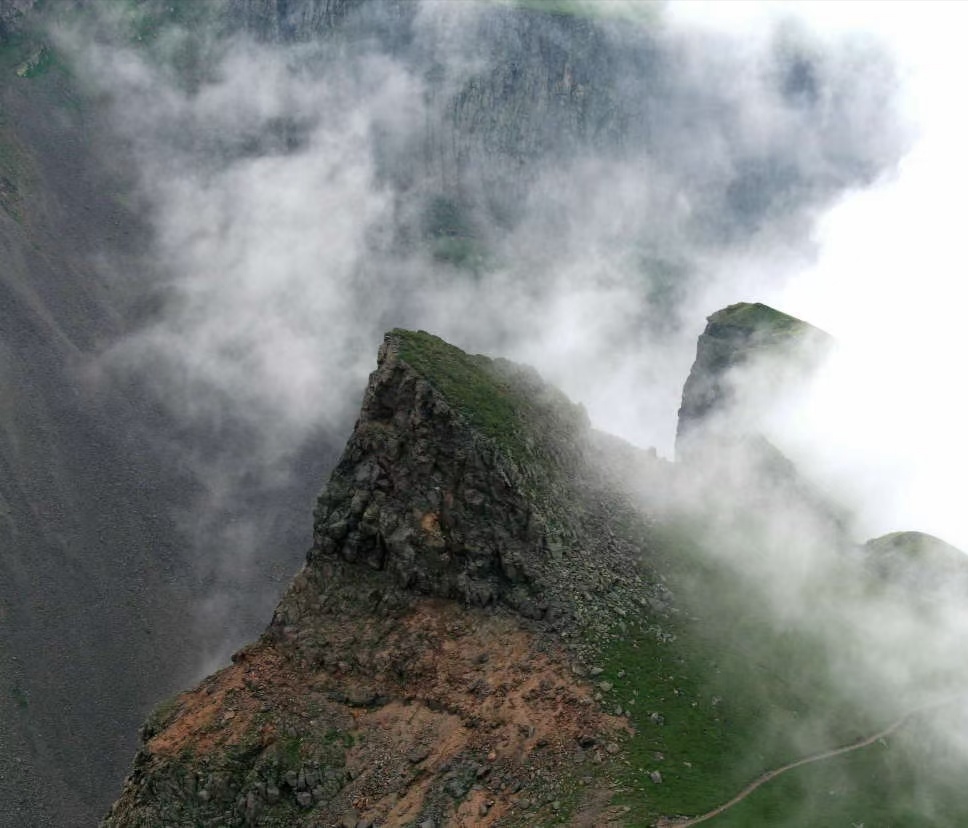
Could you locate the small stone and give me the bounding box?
[598,681,613,692]
[589,666,604,676]
[347,687,377,707]
[605,742,620,755]
[408,746,431,764]
[266,785,280,804]
[446,775,472,799]
[650,770,663,784]
[296,791,313,808]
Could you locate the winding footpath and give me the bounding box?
[655,696,964,828]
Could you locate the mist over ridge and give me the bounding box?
[5,0,963,824]
[55,0,909,521]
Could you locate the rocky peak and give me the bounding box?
[274,329,659,632]
[101,330,662,828]
[675,302,831,459]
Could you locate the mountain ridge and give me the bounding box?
[103,316,968,827]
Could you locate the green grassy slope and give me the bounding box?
[592,516,968,826]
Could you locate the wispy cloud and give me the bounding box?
[54,0,909,662]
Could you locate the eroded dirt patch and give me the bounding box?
[129,597,629,827]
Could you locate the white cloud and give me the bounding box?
[753,2,968,550]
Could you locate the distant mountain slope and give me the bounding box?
[0,13,205,824]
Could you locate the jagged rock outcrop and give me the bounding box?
[102,330,666,828]
[676,302,831,458]
[277,330,661,632]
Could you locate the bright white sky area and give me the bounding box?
[671,2,968,550]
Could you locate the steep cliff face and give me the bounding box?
[225,0,365,42]
[676,302,831,456]
[102,331,665,828]
[282,330,662,634]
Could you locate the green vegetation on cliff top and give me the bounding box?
[707,301,817,338]
[393,328,585,468]
[394,329,523,444]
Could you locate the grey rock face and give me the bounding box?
[273,330,665,643]
[309,336,554,611]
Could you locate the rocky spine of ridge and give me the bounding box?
[101,330,666,828]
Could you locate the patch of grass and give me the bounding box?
[396,330,524,454]
[323,727,354,749]
[142,693,182,739]
[706,302,824,345]
[430,235,492,274]
[707,716,968,827]
[273,734,303,769]
[592,516,968,825]
[14,43,52,78]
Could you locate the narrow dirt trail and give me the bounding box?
[655,696,963,828]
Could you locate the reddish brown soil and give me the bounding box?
[143,597,630,826]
